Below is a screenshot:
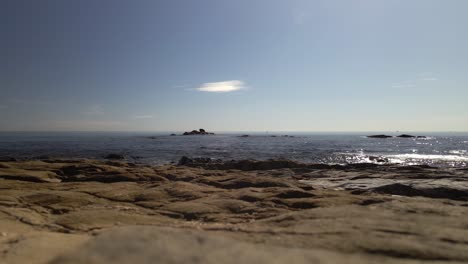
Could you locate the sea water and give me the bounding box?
[0,132,467,167]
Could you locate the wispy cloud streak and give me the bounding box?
[195,80,245,93]
[83,105,104,115]
[134,115,153,119]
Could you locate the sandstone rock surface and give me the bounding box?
[0,159,467,263]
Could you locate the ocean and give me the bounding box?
[0,132,467,167]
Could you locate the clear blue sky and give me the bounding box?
[1,0,467,132]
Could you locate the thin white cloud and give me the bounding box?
[195,80,246,93]
[391,72,439,88]
[134,115,153,119]
[419,72,438,81]
[391,82,415,89]
[84,105,104,115]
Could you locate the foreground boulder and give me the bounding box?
[2,159,468,263]
[50,226,366,264]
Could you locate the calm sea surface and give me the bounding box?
[0,132,467,167]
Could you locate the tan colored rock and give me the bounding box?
[0,159,467,263]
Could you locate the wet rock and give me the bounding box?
[397,134,416,138]
[104,154,125,160]
[367,135,393,138]
[170,134,177,136]
[182,129,214,135]
[368,156,389,163]
[0,156,17,162]
[240,135,249,138]
[178,156,193,166]
[178,157,310,171]
[370,183,468,201]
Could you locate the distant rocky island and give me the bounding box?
[367,134,426,139]
[182,128,214,135]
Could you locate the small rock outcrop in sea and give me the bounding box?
[170,134,177,136]
[397,134,415,138]
[239,135,249,138]
[104,154,125,160]
[182,129,215,135]
[367,134,393,138]
[0,156,17,162]
[368,156,389,163]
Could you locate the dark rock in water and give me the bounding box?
[416,136,427,139]
[178,156,362,171]
[0,156,18,162]
[105,154,125,160]
[179,157,311,171]
[178,156,222,166]
[368,156,389,163]
[178,156,193,165]
[370,183,468,201]
[240,135,249,138]
[182,129,214,135]
[367,135,393,138]
[397,134,416,138]
[170,134,177,136]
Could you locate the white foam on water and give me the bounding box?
[386,153,468,163]
[448,150,467,155]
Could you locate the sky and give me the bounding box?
[1,0,468,132]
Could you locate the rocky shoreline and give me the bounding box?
[1,158,468,263]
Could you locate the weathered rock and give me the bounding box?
[397,134,416,138]
[368,156,389,163]
[104,154,125,160]
[0,156,18,162]
[369,183,468,201]
[178,157,309,171]
[367,134,393,138]
[2,159,468,264]
[182,129,215,135]
[50,226,372,264]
